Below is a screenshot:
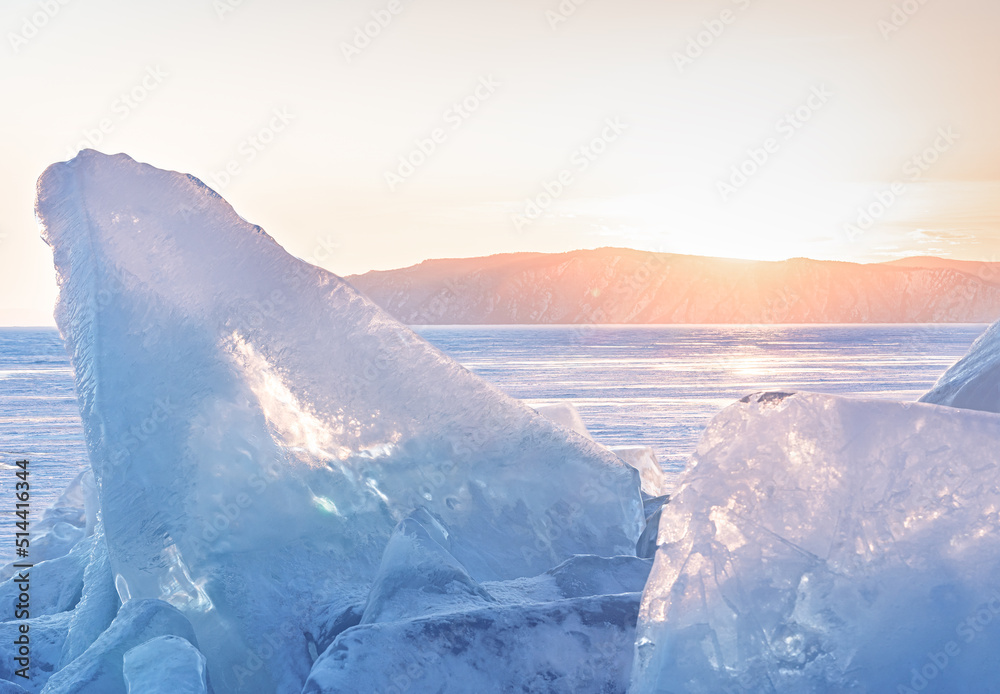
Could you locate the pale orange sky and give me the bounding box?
[1,0,999,325]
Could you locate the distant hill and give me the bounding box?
[346,248,1000,324]
[881,256,1000,285]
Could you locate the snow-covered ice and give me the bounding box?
[478,553,651,608]
[0,679,29,693]
[921,317,1000,413]
[41,599,199,694]
[0,612,71,691]
[32,150,644,693]
[305,592,642,694]
[631,391,1000,693]
[304,510,651,692]
[535,401,593,439]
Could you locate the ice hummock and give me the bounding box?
[609,446,669,497]
[34,150,643,693]
[358,516,496,625]
[921,317,1000,413]
[305,592,642,694]
[631,391,1000,693]
[302,509,651,693]
[534,402,670,497]
[122,635,208,694]
[42,599,200,694]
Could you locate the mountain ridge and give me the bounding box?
[345,247,1000,324]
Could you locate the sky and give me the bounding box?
[1,0,999,325]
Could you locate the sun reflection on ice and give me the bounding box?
[159,544,214,613]
[312,495,341,515]
[228,332,352,463]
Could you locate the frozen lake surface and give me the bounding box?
[0,323,986,540]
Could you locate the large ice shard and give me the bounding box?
[631,391,1000,693]
[36,150,643,693]
[921,318,1000,413]
[59,527,119,668]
